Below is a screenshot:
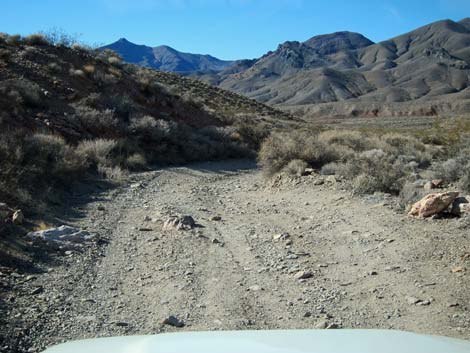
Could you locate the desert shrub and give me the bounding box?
[23,34,49,46]
[399,181,428,207]
[0,48,11,61]
[0,79,44,108]
[433,158,462,182]
[258,130,340,177]
[23,134,83,176]
[6,34,21,46]
[97,165,127,182]
[125,153,147,170]
[83,64,95,75]
[458,168,470,192]
[283,159,308,176]
[129,115,169,141]
[73,105,121,135]
[108,56,122,67]
[69,68,85,77]
[40,27,80,47]
[317,130,380,152]
[47,62,61,73]
[75,139,117,168]
[235,120,270,150]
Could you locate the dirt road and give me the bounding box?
[3,160,470,352]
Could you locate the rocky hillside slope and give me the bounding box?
[101,38,233,73]
[0,33,294,210]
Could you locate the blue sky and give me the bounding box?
[2,0,470,60]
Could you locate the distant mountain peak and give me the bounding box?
[303,31,374,55]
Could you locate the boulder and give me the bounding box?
[162,216,195,231]
[408,191,459,218]
[27,225,96,243]
[423,179,444,191]
[12,210,24,225]
[450,196,470,216]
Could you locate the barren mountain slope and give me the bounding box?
[216,19,470,117]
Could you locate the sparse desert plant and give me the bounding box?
[75,139,117,168]
[0,79,44,108]
[108,56,122,67]
[97,165,127,182]
[83,64,95,75]
[40,27,80,47]
[125,153,147,170]
[23,34,49,46]
[5,34,21,46]
[283,159,308,176]
[73,105,121,135]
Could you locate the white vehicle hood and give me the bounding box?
[42,329,470,353]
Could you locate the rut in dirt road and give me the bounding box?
[5,160,470,352]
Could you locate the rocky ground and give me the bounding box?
[1,160,470,352]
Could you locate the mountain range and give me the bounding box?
[101,38,233,73]
[103,18,470,117]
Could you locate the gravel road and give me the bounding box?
[2,160,470,352]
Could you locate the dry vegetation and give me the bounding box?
[0,32,294,213]
[259,117,470,205]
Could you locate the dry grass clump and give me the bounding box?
[75,139,117,169]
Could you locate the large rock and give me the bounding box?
[450,196,470,216]
[162,216,195,231]
[27,225,96,243]
[408,191,459,218]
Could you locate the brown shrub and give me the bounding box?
[23,34,49,46]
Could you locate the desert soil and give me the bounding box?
[2,160,470,352]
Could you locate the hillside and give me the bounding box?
[214,19,470,117]
[0,33,295,209]
[101,38,233,73]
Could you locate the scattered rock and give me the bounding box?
[12,210,24,225]
[162,315,185,327]
[424,179,444,191]
[294,270,313,280]
[162,216,195,231]
[408,191,459,218]
[451,266,465,273]
[30,287,44,295]
[315,320,328,329]
[313,179,325,186]
[27,225,96,244]
[248,285,263,291]
[325,176,337,184]
[302,168,315,176]
[273,232,290,242]
[406,296,421,305]
[114,321,129,327]
[97,205,106,211]
[210,216,222,221]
